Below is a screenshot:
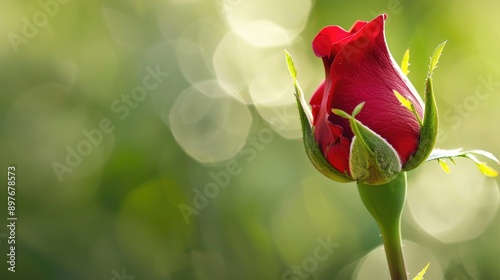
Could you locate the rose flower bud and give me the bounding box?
[308,14,432,185]
[285,12,498,280]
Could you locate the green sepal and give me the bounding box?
[426,148,499,177]
[403,41,447,171]
[334,107,402,185]
[285,49,353,183]
[284,49,313,124]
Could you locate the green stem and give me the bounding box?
[380,219,407,280]
[357,172,408,280]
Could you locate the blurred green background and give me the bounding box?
[1,0,500,279]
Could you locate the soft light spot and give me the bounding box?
[355,241,443,280]
[407,161,500,243]
[222,0,312,47]
[169,85,252,163]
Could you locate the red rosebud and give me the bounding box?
[310,14,424,177]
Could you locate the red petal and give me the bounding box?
[325,136,351,175]
[310,81,325,123]
[349,20,368,33]
[310,14,423,172]
[327,14,422,164]
[312,26,350,58]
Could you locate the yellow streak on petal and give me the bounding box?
[393,90,413,111]
[401,48,410,75]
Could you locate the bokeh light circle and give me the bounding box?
[250,43,319,139]
[175,38,216,89]
[255,102,302,139]
[169,85,252,163]
[407,162,499,243]
[212,31,260,104]
[222,0,312,47]
[355,241,443,280]
[248,51,295,106]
